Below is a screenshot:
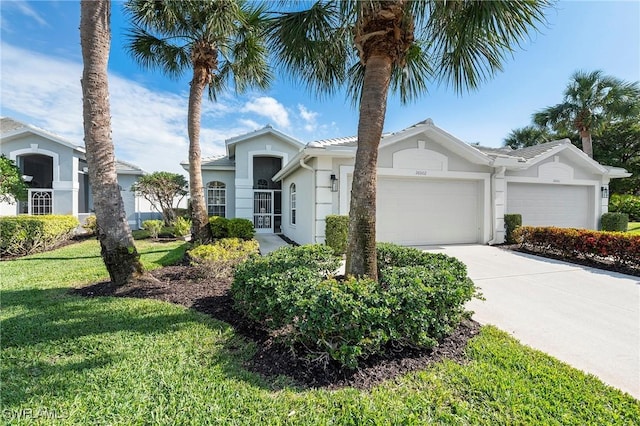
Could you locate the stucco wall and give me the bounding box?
[202,170,236,218]
[281,167,314,245]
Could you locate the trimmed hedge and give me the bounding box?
[504,214,522,244]
[515,226,640,269]
[0,215,79,257]
[232,243,476,368]
[601,213,628,232]
[172,216,191,237]
[228,218,255,240]
[209,216,229,238]
[188,238,258,263]
[209,216,255,240]
[325,215,348,255]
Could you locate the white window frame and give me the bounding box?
[290,183,296,225]
[207,181,226,217]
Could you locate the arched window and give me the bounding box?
[290,183,296,225]
[207,181,226,217]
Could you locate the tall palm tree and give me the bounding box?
[533,70,640,159]
[270,1,550,279]
[503,125,553,149]
[80,0,146,286]
[124,0,271,242]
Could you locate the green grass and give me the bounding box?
[628,222,640,235]
[1,240,638,425]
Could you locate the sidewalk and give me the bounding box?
[254,234,290,255]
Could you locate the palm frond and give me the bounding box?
[427,0,551,93]
[267,0,353,97]
[125,27,191,78]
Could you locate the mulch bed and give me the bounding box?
[72,265,480,390]
[499,244,639,277]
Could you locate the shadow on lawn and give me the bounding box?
[0,286,272,407]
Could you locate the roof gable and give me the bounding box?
[0,117,85,153]
[225,125,304,157]
[378,119,492,166]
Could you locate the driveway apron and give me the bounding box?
[419,244,640,399]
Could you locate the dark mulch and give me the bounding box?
[72,265,480,390]
[499,244,639,277]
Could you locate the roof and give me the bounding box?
[1,117,85,152]
[510,140,569,160]
[115,159,145,175]
[1,117,146,175]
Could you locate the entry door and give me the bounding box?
[253,191,273,233]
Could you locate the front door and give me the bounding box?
[254,190,273,233]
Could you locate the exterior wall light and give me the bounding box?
[601,186,609,199]
[330,174,338,192]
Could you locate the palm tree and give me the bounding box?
[503,125,554,149]
[533,70,640,159]
[80,0,146,286]
[124,0,271,242]
[270,1,550,279]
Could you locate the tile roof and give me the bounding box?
[0,117,27,134]
[511,139,568,160]
[201,155,235,167]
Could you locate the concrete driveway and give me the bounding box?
[419,244,640,399]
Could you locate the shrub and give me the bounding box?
[232,243,476,368]
[325,215,348,255]
[82,215,97,235]
[209,216,229,238]
[515,226,640,268]
[0,215,79,257]
[504,214,522,244]
[189,238,259,281]
[142,220,163,239]
[601,212,628,232]
[189,238,258,263]
[173,216,192,237]
[227,218,255,240]
[609,194,640,221]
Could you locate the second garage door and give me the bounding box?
[507,183,592,229]
[376,177,481,245]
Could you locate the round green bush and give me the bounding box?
[231,243,477,368]
[209,216,229,238]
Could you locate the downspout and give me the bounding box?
[487,166,506,245]
[299,157,316,242]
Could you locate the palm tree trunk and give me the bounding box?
[188,65,212,242]
[580,130,594,159]
[345,54,393,280]
[80,0,145,286]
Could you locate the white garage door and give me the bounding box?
[376,178,481,245]
[507,183,591,228]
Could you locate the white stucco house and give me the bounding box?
[188,118,630,246]
[0,117,160,229]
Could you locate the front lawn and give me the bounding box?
[1,240,638,424]
[628,222,640,235]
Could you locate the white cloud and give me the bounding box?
[0,43,286,175]
[242,96,290,128]
[297,104,319,132]
[2,1,49,28]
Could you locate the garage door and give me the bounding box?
[507,183,591,228]
[376,178,481,245]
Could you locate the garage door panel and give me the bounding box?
[376,178,480,245]
[507,183,591,228]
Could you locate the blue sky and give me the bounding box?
[1,1,639,175]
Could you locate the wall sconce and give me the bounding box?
[330,174,339,192]
[601,186,609,199]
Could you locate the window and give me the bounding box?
[290,183,296,225]
[207,181,226,217]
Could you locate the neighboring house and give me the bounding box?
[194,118,629,246]
[0,117,159,229]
